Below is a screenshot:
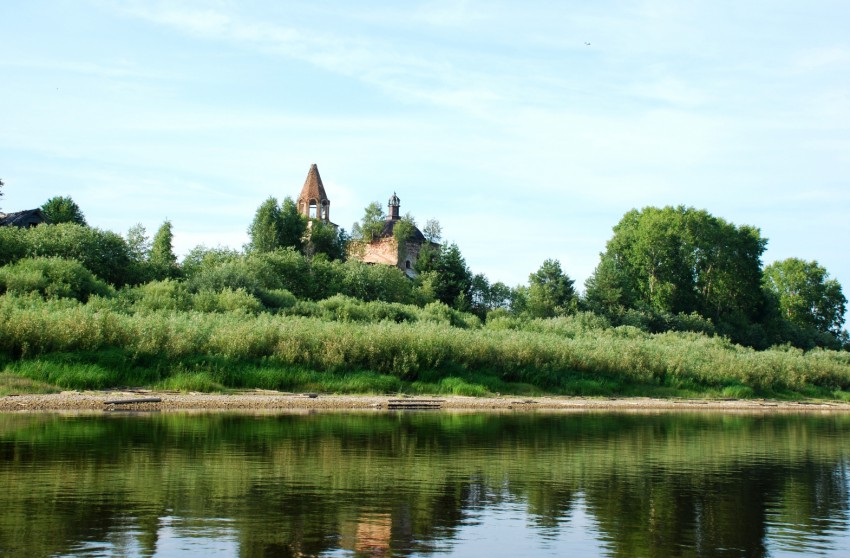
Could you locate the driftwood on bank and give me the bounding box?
[104,398,162,405]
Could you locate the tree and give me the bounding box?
[13,223,134,285]
[584,254,627,315]
[595,206,767,340]
[351,202,385,242]
[126,224,151,262]
[763,258,847,337]
[470,273,491,318]
[393,213,417,263]
[526,259,578,318]
[423,218,442,243]
[429,242,473,309]
[40,196,87,226]
[247,197,284,253]
[306,220,346,261]
[0,178,4,210]
[150,220,178,279]
[279,197,307,252]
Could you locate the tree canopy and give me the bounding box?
[526,259,577,318]
[40,196,87,226]
[764,258,847,337]
[417,242,472,309]
[351,202,385,243]
[586,206,767,340]
[150,220,177,279]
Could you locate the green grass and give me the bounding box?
[1,295,849,400]
[0,372,61,396]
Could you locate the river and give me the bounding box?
[1,411,848,557]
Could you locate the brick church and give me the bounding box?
[295,163,430,277]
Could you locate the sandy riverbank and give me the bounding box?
[2,390,850,413]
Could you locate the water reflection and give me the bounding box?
[0,411,849,557]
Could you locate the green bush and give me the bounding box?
[0,257,110,302]
[257,288,298,311]
[15,223,134,285]
[131,279,191,312]
[192,288,262,314]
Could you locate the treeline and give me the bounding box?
[0,198,847,354]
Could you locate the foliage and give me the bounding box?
[423,218,442,243]
[0,223,134,285]
[247,197,284,253]
[149,220,178,279]
[181,245,242,278]
[416,242,472,309]
[392,213,417,262]
[0,257,110,302]
[590,206,767,344]
[306,220,346,261]
[526,259,578,318]
[351,202,385,242]
[0,295,849,396]
[764,258,847,337]
[279,196,307,251]
[40,196,87,226]
[126,223,150,262]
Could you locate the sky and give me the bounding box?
[2,0,849,295]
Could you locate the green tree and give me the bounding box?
[584,254,627,315]
[763,258,847,337]
[351,202,385,242]
[150,220,178,279]
[469,273,491,318]
[280,197,307,252]
[423,218,442,243]
[595,206,767,341]
[126,224,150,262]
[429,243,473,309]
[40,196,87,226]
[393,213,417,263]
[526,259,578,318]
[9,223,133,285]
[247,197,284,253]
[306,220,346,261]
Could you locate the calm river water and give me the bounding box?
[1,411,849,557]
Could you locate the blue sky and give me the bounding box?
[2,0,849,294]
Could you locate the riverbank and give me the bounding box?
[3,390,850,412]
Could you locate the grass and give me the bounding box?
[0,372,61,396]
[1,294,849,400]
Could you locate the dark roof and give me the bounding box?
[378,219,427,243]
[0,209,49,228]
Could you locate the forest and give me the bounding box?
[0,191,848,399]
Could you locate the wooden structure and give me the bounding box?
[386,398,444,410]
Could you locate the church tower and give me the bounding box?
[388,192,401,221]
[297,163,330,224]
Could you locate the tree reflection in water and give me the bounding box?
[0,412,848,557]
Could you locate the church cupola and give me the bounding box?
[388,192,401,221]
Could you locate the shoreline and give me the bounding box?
[3,390,850,413]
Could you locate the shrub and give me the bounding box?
[0,257,110,302]
[257,288,298,311]
[186,260,261,295]
[20,223,134,285]
[132,279,191,312]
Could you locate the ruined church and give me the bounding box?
[295,163,430,277]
